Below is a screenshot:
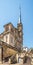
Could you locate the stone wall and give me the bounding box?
[0,47,3,63]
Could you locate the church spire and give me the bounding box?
[18,6,21,23]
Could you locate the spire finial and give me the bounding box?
[18,5,21,23]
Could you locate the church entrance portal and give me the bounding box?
[23,56,31,64]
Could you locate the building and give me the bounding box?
[0,8,33,65]
[0,8,23,63]
[0,7,23,52]
[23,47,29,52]
[0,21,23,51]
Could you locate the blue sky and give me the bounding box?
[0,0,33,48]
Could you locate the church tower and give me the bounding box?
[17,7,23,51]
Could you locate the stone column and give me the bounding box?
[31,54,33,65]
[21,58,23,64]
[0,47,3,63]
[8,58,11,64]
[20,53,24,64]
[18,57,23,64]
[16,54,18,63]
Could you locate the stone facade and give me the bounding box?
[0,47,2,63]
[0,22,23,51]
[0,22,33,65]
[0,21,23,63]
[0,8,24,64]
[0,14,33,65]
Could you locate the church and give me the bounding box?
[0,8,33,65]
[0,8,23,63]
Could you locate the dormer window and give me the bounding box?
[10,36,14,46]
[4,23,12,32]
[6,35,8,43]
[5,26,9,31]
[11,36,13,43]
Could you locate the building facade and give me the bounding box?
[0,22,23,51]
[0,9,33,65]
[0,8,23,63]
[0,8,23,52]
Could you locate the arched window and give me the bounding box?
[11,36,13,43]
[6,35,8,43]
[11,36,14,46]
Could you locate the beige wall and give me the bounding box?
[3,33,15,46]
[10,34,15,46]
[3,33,10,44]
[0,47,2,63]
